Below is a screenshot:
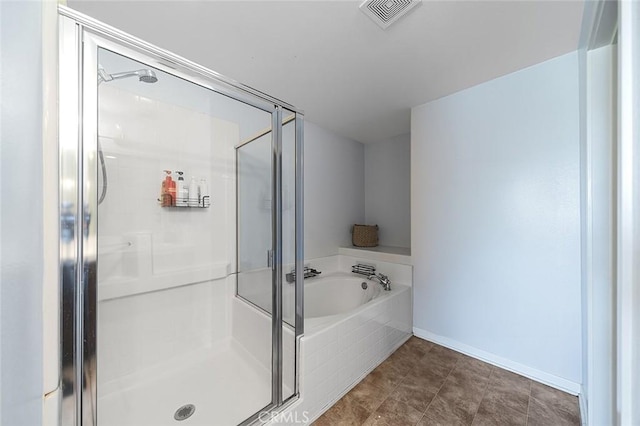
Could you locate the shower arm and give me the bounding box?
[98,67,158,84]
[108,71,143,81]
[96,66,158,204]
[98,70,139,83]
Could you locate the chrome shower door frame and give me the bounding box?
[58,6,304,426]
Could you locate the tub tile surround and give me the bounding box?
[313,337,581,426]
[268,254,413,425]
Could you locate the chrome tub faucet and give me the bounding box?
[368,273,391,291]
[352,263,391,291]
[285,266,321,283]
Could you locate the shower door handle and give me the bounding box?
[267,249,274,269]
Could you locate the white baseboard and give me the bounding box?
[579,385,588,425]
[413,327,581,395]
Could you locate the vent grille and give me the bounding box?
[359,0,421,29]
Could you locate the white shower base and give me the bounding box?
[98,339,275,426]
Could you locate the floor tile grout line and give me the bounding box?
[368,342,428,425]
[526,393,582,425]
[416,350,462,424]
[469,365,494,425]
[328,342,414,426]
[358,341,432,425]
[525,379,532,426]
[405,341,437,425]
[400,358,429,426]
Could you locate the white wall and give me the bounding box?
[582,44,617,425]
[578,45,589,415]
[617,2,640,423]
[96,79,239,393]
[411,52,583,391]
[0,2,45,424]
[364,134,411,248]
[304,121,364,259]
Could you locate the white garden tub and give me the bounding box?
[304,275,381,319]
[285,272,412,424]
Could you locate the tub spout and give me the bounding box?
[368,273,391,291]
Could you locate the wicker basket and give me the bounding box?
[352,224,379,247]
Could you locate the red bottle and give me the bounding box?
[168,177,176,206]
[161,170,175,206]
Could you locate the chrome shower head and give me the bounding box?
[137,69,158,83]
[98,67,158,84]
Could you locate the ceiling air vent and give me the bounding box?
[359,0,422,30]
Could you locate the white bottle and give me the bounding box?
[188,176,199,207]
[199,178,209,207]
[175,171,189,207]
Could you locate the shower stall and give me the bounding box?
[59,7,304,426]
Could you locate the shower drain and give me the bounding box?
[174,404,196,421]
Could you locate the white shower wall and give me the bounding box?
[97,85,237,272]
[96,84,238,385]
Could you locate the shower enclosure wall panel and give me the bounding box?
[97,278,234,390]
[97,83,238,288]
[232,294,297,397]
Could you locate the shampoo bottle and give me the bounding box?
[188,176,199,207]
[161,170,174,207]
[175,171,188,207]
[167,172,176,206]
[160,172,168,206]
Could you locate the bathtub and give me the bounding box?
[281,271,412,424]
[305,274,381,319]
[232,260,413,426]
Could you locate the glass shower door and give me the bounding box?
[93,46,275,426]
[60,11,303,425]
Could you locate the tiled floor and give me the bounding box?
[313,336,581,426]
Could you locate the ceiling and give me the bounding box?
[68,0,585,143]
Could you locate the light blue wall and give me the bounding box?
[304,121,365,259]
[0,2,44,424]
[411,52,583,390]
[364,134,411,248]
